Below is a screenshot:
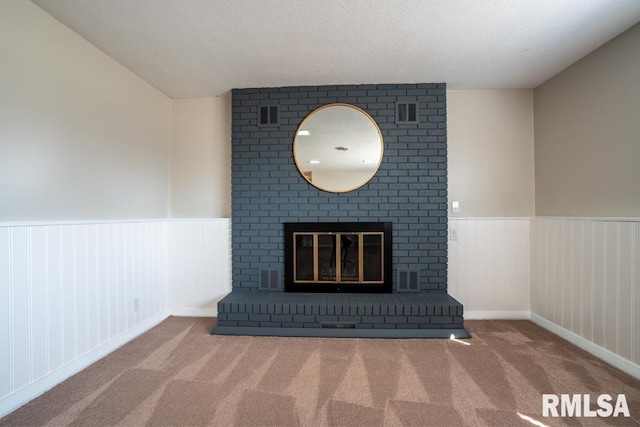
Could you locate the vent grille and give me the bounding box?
[397,269,420,292]
[258,104,279,126]
[396,101,419,124]
[321,322,356,329]
[259,269,281,290]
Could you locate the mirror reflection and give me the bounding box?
[293,103,383,193]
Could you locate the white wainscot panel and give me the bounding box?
[0,228,12,398]
[0,220,170,418]
[167,219,231,317]
[448,218,530,318]
[531,217,639,376]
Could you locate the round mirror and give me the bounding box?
[293,103,383,193]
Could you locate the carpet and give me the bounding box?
[1,317,639,426]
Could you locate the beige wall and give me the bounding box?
[0,0,172,221]
[534,23,640,217]
[448,90,535,217]
[171,97,231,218]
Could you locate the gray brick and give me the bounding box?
[303,323,321,328]
[338,316,360,323]
[281,322,304,328]
[356,323,374,329]
[249,314,271,322]
[218,320,238,326]
[385,316,408,324]
[316,316,339,323]
[396,324,421,329]
[373,324,396,329]
[293,314,316,323]
[420,324,443,329]
[430,316,453,324]
[260,321,283,327]
[238,321,261,327]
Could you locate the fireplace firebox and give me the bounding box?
[284,222,392,293]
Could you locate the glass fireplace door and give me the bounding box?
[293,232,383,285]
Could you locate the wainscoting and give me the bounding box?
[448,218,531,319]
[2,216,639,416]
[531,217,640,376]
[168,220,232,316]
[0,218,230,418]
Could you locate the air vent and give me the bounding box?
[258,104,279,126]
[259,269,281,290]
[396,101,419,124]
[397,269,420,292]
[321,322,356,329]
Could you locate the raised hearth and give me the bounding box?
[211,292,470,338]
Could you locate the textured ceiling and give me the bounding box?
[32,0,640,98]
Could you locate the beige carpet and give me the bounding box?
[2,317,639,426]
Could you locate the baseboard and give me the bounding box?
[0,312,170,419]
[531,313,640,380]
[465,311,531,320]
[169,307,218,317]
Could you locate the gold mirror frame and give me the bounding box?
[293,103,384,193]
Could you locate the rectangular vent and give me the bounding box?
[396,101,419,124]
[321,322,356,329]
[259,269,280,291]
[397,269,420,292]
[398,271,408,291]
[258,104,279,126]
[409,270,419,290]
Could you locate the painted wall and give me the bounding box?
[448,90,535,217]
[168,90,536,221]
[534,23,640,217]
[171,97,231,218]
[446,91,534,318]
[531,23,640,379]
[0,2,232,416]
[0,0,172,222]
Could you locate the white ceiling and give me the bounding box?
[32,0,640,98]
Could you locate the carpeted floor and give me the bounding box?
[1,317,639,426]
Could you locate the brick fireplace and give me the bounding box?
[212,83,469,338]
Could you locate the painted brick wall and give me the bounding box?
[231,83,447,292]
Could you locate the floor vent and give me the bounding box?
[321,322,356,329]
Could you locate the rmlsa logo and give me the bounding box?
[542,394,630,418]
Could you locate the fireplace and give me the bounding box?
[212,83,469,338]
[284,222,392,293]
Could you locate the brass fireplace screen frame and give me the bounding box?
[293,232,385,284]
[284,222,392,293]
